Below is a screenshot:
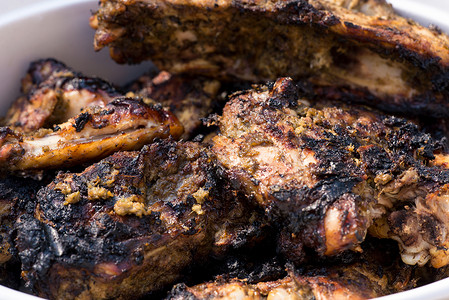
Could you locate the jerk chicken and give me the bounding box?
[3,58,220,138]
[126,70,221,139]
[0,176,47,289]
[92,0,449,117]
[15,140,268,299]
[0,58,226,173]
[0,98,183,171]
[211,77,449,268]
[2,59,122,133]
[3,74,449,298]
[1,58,228,172]
[167,238,417,299]
[2,0,449,296]
[168,257,414,299]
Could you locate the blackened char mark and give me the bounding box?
[60,76,123,96]
[383,116,436,160]
[416,165,449,185]
[15,214,51,290]
[358,145,393,176]
[301,133,361,178]
[272,177,361,232]
[276,0,340,27]
[37,187,84,225]
[0,176,44,214]
[266,76,299,109]
[72,112,91,132]
[25,58,76,90]
[167,283,199,300]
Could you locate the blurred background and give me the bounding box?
[3,0,448,32]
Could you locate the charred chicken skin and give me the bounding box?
[126,70,221,139]
[3,59,121,132]
[15,140,268,299]
[0,176,44,272]
[92,0,449,117]
[167,238,416,300]
[0,98,183,171]
[4,0,449,293]
[211,77,449,267]
[168,265,405,300]
[1,58,230,172]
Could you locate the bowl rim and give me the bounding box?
[0,0,94,28]
[1,1,449,300]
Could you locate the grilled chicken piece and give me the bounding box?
[168,238,416,299]
[211,77,449,267]
[169,277,314,300]
[168,272,398,300]
[20,58,77,94]
[126,70,221,139]
[15,140,268,299]
[0,176,43,264]
[0,98,183,171]
[0,175,54,290]
[0,176,45,289]
[92,0,449,117]
[3,59,121,133]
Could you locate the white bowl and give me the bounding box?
[1,0,449,299]
[0,0,152,116]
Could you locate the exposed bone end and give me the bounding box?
[324,193,367,255]
[0,98,184,172]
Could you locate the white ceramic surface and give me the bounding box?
[1,0,449,299]
[0,0,152,115]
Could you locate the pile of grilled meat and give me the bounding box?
[3,0,449,299]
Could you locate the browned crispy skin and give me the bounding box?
[5,59,221,140]
[211,77,449,267]
[20,58,75,94]
[92,0,449,117]
[167,239,416,299]
[3,59,121,132]
[15,140,268,299]
[169,277,312,299]
[0,98,183,171]
[0,178,38,264]
[168,273,395,300]
[0,174,56,291]
[126,70,220,139]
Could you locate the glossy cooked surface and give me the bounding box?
[0,98,183,171]
[167,239,416,299]
[212,77,449,267]
[126,70,221,139]
[0,177,44,272]
[92,0,449,117]
[0,59,205,172]
[3,59,122,132]
[5,0,449,293]
[15,140,268,299]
